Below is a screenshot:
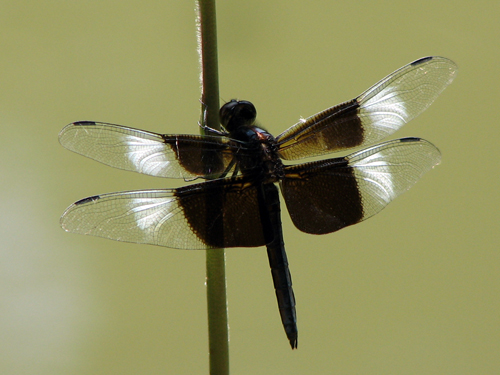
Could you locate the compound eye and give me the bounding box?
[220,100,256,131]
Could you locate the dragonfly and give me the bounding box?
[59,56,458,348]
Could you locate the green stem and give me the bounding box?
[197,0,220,133]
[196,1,229,374]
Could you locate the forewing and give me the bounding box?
[59,121,242,179]
[280,138,441,234]
[276,56,457,160]
[60,177,267,249]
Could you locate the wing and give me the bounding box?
[280,137,441,234]
[276,56,457,160]
[60,177,268,249]
[59,121,247,179]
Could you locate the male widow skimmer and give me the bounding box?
[60,56,457,349]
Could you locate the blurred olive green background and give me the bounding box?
[1,1,499,374]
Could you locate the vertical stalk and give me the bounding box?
[196,1,229,374]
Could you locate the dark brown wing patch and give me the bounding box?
[175,177,267,248]
[281,157,363,234]
[277,100,362,160]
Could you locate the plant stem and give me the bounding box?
[196,1,229,374]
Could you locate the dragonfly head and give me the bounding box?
[220,99,257,132]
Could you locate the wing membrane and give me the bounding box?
[277,56,457,160]
[59,121,244,179]
[60,177,268,249]
[281,138,441,234]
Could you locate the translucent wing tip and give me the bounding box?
[410,56,459,85]
[412,55,458,69]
